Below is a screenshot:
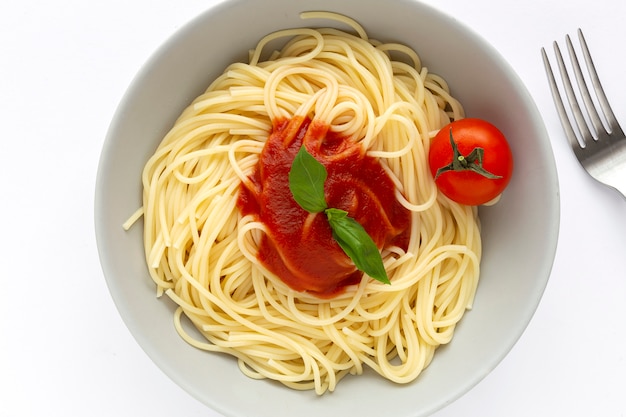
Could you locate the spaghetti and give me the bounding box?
[129,12,481,394]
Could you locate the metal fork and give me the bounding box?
[541,29,626,199]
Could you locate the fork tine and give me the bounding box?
[577,29,625,137]
[553,38,596,146]
[541,46,584,150]
[543,31,626,200]
[566,32,604,138]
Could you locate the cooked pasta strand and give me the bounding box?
[131,12,478,394]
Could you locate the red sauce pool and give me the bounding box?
[237,116,410,297]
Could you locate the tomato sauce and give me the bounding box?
[237,116,411,297]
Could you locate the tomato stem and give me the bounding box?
[434,128,503,180]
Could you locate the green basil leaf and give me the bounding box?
[288,146,391,286]
[325,208,390,285]
[288,146,328,213]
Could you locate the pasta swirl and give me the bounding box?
[129,12,480,394]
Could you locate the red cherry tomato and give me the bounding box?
[428,118,513,206]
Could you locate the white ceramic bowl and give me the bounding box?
[95,0,559,416]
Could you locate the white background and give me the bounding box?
[2,0,626,416]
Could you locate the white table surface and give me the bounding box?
[2,0,625,416]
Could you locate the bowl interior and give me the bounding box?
[95,0,559,416]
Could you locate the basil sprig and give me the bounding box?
[288,146,390,285]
